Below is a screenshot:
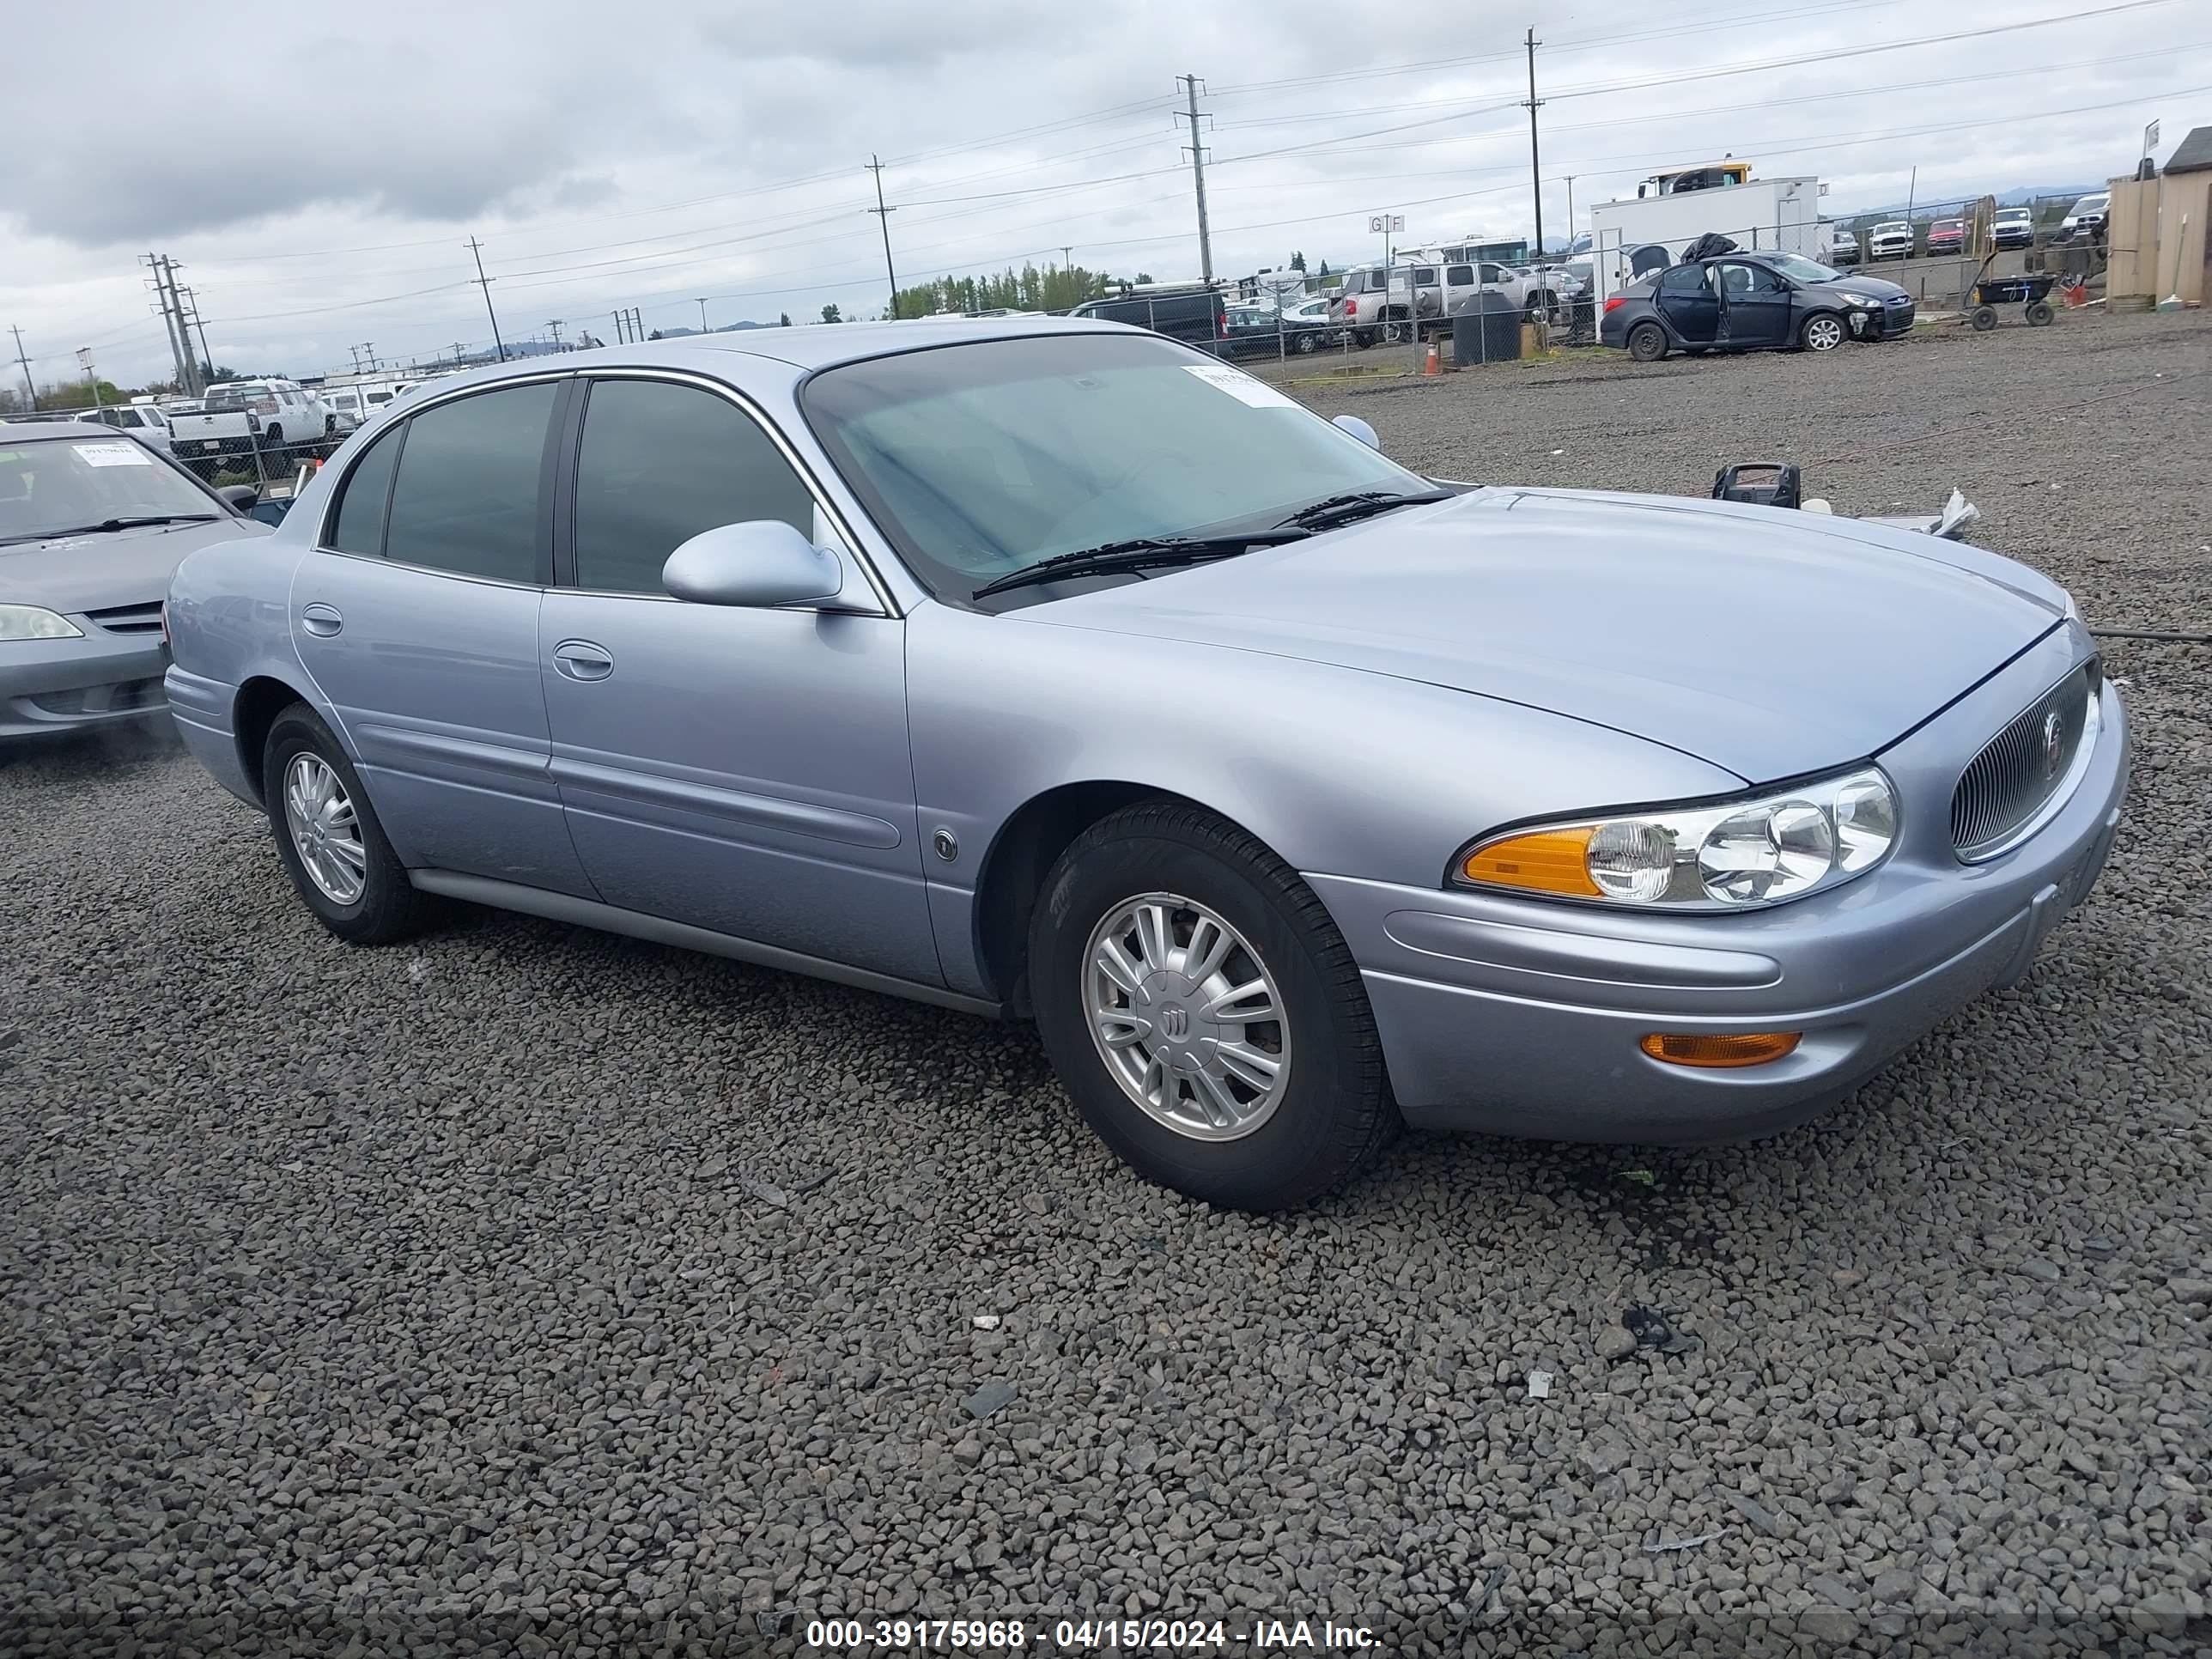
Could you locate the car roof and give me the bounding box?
[0,418,116,441]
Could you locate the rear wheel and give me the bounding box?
[1970,305,1999,332]
[2025,299,2054,327]
[1028,803,1396,1212]
[263,704,435,945]
[1295,330,1319,354]
[1626,321,1669,362]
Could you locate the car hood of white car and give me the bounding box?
[1019,486,2070,785]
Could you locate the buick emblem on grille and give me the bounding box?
[2041,708,2064,780]
[1161,1006,1189,1041]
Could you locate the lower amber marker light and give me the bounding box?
[1639,1030,1802,1068]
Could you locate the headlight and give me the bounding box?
[0,605,84,641]
[1455,766,1898,910]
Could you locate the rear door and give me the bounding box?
[1717,260,1791,347]
[537,372,939,984]
[1656,263,1719,344]
[290,376,595,896]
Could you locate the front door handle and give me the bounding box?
[301,602,343,637]
[551,639,615,683]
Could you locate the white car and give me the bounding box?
[2059,191,2109,244]
[79,402,173,453]
[1824,222,1861,264]
[1867,222,1915,261]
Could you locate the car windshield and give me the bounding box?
[1875,222,1907,234]
[1765,252,1843,283]
[2074,195,2107,213]
[803,333,1430,605]
[0,436,217,543]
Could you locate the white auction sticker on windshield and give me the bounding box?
[70,441,155,468]
[1182,363,1298,409]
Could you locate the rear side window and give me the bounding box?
[1659,264,1708,295]
[381,383,556,583]
[572,379,814,595]
[329,425,404,556]
[1446,264,1473,284]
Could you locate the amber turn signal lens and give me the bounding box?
[1461,827,1602,896]
[1638,1031,1802,1068]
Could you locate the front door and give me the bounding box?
[1717,260,1792,348]
[291,378,595,897]
[538,374,940,987]
[1656,263,1720,345]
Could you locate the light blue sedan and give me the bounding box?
[165,319,2125,1210]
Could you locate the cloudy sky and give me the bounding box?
[3,0,2202,389]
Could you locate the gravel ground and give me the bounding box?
[3,312,2209,1658]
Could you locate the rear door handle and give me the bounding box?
[301,602,343,636]
[551,639,615,682]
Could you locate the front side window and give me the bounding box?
[803,333,1429,607]
[381,382,556,583]
[329,424,403,556]
[572,379,814,595]
[1446,264,1474,285]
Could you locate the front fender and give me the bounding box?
[906,599,1739,992]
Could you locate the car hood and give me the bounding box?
[0,517,268,614]
[1821,272,1911,301]
[1020,487,2067,784]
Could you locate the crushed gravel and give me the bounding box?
[3,312,2209,1656]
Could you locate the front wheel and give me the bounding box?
[1970,305,1999,332]
[1801,313,1845,352]
[263,703,436,945]
[1626,321,1669,362]
[2025,299,2054,326]
[1352,328,1376,350]
[1028,803,1396,1212]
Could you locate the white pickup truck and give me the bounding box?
[1330,256,1580,347]
[166,379,335,467]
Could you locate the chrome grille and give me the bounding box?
[1950,663,2094,860]
[83,601,165,635]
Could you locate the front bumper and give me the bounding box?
[0,627,171,739]
[1310,641,2127,1144]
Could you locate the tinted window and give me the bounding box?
[572,380,814,595]
[329,424,403,556]
[1659,264,1708,295]
[1446,264,1473,284]
[382,383,556,582]
[1413,266,1437,284]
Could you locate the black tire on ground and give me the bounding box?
[1352,328,1376,350]
[1970,306,1999,332]
[262,702,437,945]
[1027,802,1398,1212]
[1800,313,1845,352]
[1626,321,1669,362]
[264,426,283,448]
[2025,299,2054,327]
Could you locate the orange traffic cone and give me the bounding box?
[1424,341,1440,376]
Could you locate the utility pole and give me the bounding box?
[613,310,628,344]
[180,286,214,384]
[695,297,709,332]
[451,342,466,366]
[548,320,564,349]
[866,155,901,320]
[1522,30,1546,258]
[9,325,35,408]
[143,253,196,396]
[467,237,507,362]
[1177,75,1214,284]
[1564,175,1576,247]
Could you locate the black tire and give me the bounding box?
[262,703,436,945]
[1970,305,1999,332]
[1626,321,1668,362]
[264,425,283,448]
[1352,328,1376,350]
[1800,313,1845,352]
[1027,803,1397,1212]
[1296,330,1319,354]
[2025,299,2054,327]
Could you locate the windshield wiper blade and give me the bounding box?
[970,531,1309,600]
[1273,488,1456,532]
[12,514,221,543]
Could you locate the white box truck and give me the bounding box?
[1589,170,1825,304]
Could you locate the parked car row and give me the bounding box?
[1832,194,2108,263]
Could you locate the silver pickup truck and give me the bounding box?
[1330,257,1584,347]
[166,380,334,467]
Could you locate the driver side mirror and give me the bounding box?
[663,519,849,608]
[216,483,258,511]
[1333,415,1381,452]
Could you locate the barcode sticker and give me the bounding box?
[1182,363,1298,409]
[70,441,155,468]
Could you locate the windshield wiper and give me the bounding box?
[1273,488,1456,532]
[971,531,1310,600]
[3,514,221,545]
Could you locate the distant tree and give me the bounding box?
[647,329,664,340]
[1291,251,1307,272]
[779,312,792,326]
[820,303,842,325]
[1135,272,1155,284]
[1317,258,1330,277]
